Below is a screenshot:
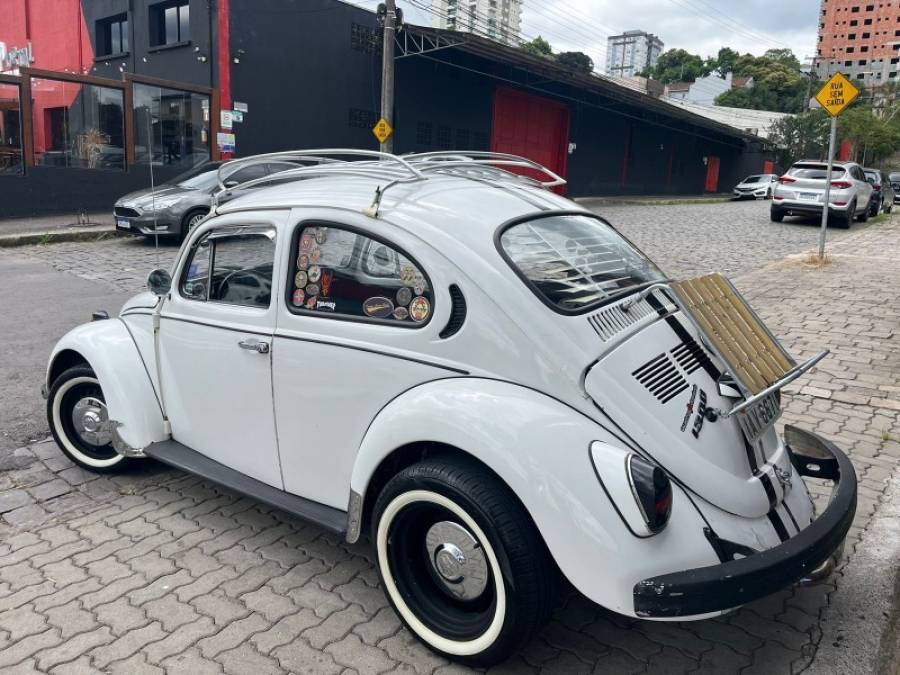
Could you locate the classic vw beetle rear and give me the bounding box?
[43,150,856,667]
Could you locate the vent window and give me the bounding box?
[439,285,467,338]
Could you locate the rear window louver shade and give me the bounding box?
[439,284,467,339]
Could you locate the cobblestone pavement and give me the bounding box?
[0,201,897,674]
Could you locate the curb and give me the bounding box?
[577,196,733,207]
[0,227,124,248]
[805,469,900,675]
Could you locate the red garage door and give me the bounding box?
[491,87,570,193]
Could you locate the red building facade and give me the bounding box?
[816,0,900,84]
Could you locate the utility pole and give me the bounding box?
[380,0,396,154]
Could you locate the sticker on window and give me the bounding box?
[289,225,433,325]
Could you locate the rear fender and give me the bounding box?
[47,319,166,452]
[349,378,717,615]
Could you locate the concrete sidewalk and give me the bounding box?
[577,193,733,207]
[0,212,117,248]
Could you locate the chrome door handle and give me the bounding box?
[238,338,270,354]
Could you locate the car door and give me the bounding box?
[272,213,458,509]
[159,222,284,488]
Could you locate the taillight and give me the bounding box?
[873,184,882,192]
[627,455,672,533]
[778,175,796,184]
[830,180,852,189]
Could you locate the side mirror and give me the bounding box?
[147,268,172,297]
[224,179,239,188]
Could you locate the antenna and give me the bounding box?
[147,112,160,267]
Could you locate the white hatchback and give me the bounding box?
[44,150,857,666]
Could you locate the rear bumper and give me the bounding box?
[771,201,851,216]
[633,426,856,618]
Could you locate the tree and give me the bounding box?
[838,104,900,164]
[521,36,552,58]
[556,51,594,74]
[712,47,739,76]
[762,48,801,70]
[713,48,813,113]
[640,48,710,83]
[768,110,830,168]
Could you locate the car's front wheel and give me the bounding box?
[372,457,556,667]
[181,209,209,240]
[47,365,131,473]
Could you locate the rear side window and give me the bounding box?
[788,164,846,179]
[286,224,433,326]
[499,214,664,313]
[864,170,879,183]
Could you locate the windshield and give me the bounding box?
[172,162,224,190]
[499,214,665,313]
[891,173,900,181]
[743,175,764,183]
[788,164,846,179]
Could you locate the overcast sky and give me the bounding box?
[348,0,819,70]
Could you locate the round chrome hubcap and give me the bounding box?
[425,521,488,601]
[71,396,111,446]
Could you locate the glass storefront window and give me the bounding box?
[30,78,125,170]
[133,82,210,170]
[0,83,23,175]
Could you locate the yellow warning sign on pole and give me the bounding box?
[372,118,394,144]
[815,72,860,117]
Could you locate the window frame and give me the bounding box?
[178,224,277,310]
[494,209,669,316]
[149,0,191,48]
[283,220,436,329]
[96,13,130,58]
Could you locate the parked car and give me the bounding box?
[890,172,900,203]
[113,160,293,240]
[771,160,874,227]
[45,150,856,667]
[732,173,777,199]
[864,168,895,215]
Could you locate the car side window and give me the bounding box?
[287,224,433,325]
[180,231,275,308]
[224,164,268,187]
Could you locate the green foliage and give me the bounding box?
[521,35,552,58]
[712,47,739,76]
[767,110,830,167]
[838,104,900,164]
[556,51,594,74]
[640,48,710,83]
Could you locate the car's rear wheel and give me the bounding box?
[47,365,131,473]
[181,209,208,240]
[857,200,869,222]
[770,208,784,222]
[836,202,855,228]
[372,457,556,667]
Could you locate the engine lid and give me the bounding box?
[585,315,781,518]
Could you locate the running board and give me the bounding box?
[144,440,347,536]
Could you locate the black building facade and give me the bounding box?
[0,0,774,218]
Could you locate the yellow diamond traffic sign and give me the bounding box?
[815,72,860,117]
[372,117,393,143]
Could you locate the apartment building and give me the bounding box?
[815,0,900,84]
[606,30,664,79]
[431,0,523,45]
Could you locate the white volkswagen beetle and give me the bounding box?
[44,150,856,666]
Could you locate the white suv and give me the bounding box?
[771,160,873,227]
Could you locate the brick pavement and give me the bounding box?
[0,202,897,673]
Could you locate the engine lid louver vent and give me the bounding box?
[587,290,676,342]
[439,284,467,339]
[632,353,689,404]
[633,337,715,405]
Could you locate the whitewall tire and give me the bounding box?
[371,457,556,667]
[47,365,130,472]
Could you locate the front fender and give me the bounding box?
[47,319,166,452]
[350,378,717,616]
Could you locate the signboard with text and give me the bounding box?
[815,73,860,117]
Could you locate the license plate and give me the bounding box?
[798,192,818,201]
[116,218,131,229]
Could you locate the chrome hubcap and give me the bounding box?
[425,521,488,601]
[71,396,111,446]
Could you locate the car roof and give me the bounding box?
[215,172,580,249]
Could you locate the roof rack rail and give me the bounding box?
[211,148,566,217]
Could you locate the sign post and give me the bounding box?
[813,72,860,259]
